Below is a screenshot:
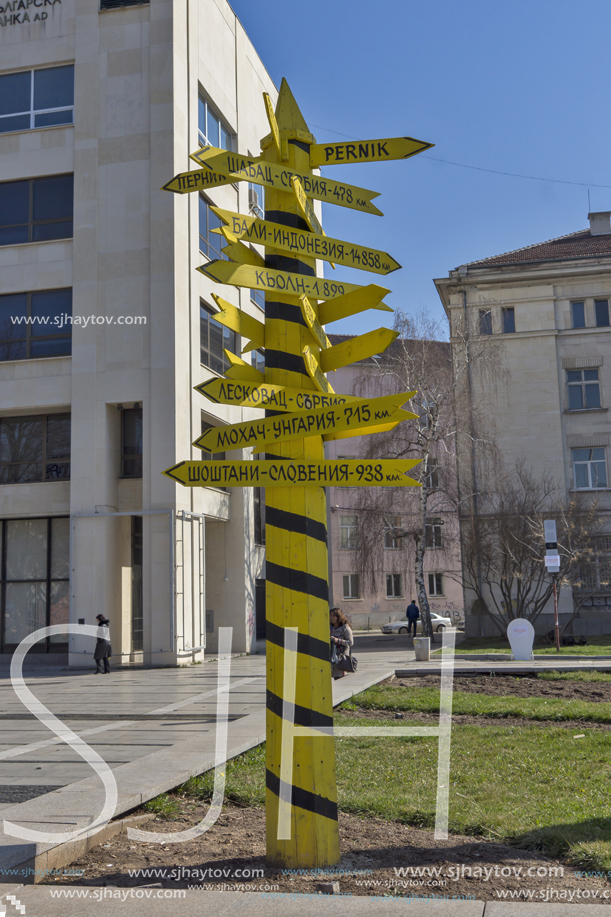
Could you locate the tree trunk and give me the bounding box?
[415,476,433,639]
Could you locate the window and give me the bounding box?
[121,407,142,478]
[100,0,149,8]
[253,487,266,545]
[0,66,74,134]
[502,307,515,334]
[428,573,444,596]
[343,573,360,599]
[0,517,69,652]
[251,348,265,374]
[595,300,610,328]
[384,515,401,549]
[386,573,402,598]
[340,515,358,549]
[200,420,225,461]
[567,369,601,410]
[572,302,585,329]
[0,175,73,246]
[479,309,492,335]
[0,288,72,362]
[572,447,608,490]
[131,516,143,652]
[199,196,228,261]
[580,536,611,592]
[251,288,265,311]
[0,414,70,484]
[248,182,264,217]
[425,518,443,549]
[200,302,237,374]
[424,462,440,490]
[198,96,232,150]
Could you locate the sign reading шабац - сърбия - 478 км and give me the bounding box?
[161,79,433,870]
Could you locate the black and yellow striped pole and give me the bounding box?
[261,80,340,868]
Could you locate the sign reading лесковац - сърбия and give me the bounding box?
[0,0,60,27]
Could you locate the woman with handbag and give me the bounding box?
[330,607,355,679]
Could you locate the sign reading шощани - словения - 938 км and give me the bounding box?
[0,0,61,28]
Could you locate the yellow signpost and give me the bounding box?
[161,76,432,869]
[309,135,434,167]
[189,146,383,216]
[193,392,416,454]
[211,207,401,274]
[164,458,421,488]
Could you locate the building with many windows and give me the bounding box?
[0,0,272,664]
[435,212,611,635]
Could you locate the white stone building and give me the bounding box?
[0,0,273,665]
[435,213,611,636]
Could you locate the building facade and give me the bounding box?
[0,0,272,665]
[435,213,611,636]
[325,352,463,630]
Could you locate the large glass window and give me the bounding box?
[199,196,228,260]
[198,96,232,150]
[572,447,608,490]
[0,288,72,361]
[121,407,142,478]
[567,369,601,410]
[571,302,585,329]
[0,175,73,246]
[0,66,74,134]
[200,302,237,374]
[595,300,610,328]
[1,517,69,651]
[479,309,492,335]
[502,307,515,334]
[339,515,358,549]
[0,413,70,484]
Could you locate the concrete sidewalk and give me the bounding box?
[0,644,408,880]
[2,885,610,916]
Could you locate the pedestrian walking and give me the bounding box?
[94,613,112,674]
[330,607,354,680]
[405,599,420,638]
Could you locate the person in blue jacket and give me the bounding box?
[405,599,420,638]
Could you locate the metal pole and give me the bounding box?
[553,575,560,652]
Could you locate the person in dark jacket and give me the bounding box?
[330,607,354,680]
[94,614,111,674]
[406,599,420,638]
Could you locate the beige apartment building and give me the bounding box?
[0,0,274,665]
[436,213,611,636]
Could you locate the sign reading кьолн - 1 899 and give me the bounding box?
[164,459,422,489]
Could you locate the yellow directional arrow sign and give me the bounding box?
[198,259,362,301]
[223,350,264,383]
[299,295,330,350]
[310,136,434,168]
[220,228,265,267]
[164,458,422,488]
[320,327,399,373]
[290,175,324,235]
[193,392,414,454]
[162,168,235,194]
[190,147,383,217]
[195,378,363,411]
[263,91,288,161]
[303,345,334,393]
[209,294,265,348]
[318,285,393,324]
[211,207,401,275]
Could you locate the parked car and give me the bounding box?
[381,612,452,635]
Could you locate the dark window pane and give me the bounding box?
[0,115,31,134]
[0,226,29,246]
[0,180,29,227]
[207,113,219,148]
[45,462,70,480]
[46,414,70,459]
[198,97,206,137]
[572,302,585,328]
[0,71,31,116]
[29,338,71,357]
[568,386,583,410]
[595,300,610,327]
[593,462,607,488]
[567,370,582,382]
[479,310,492,335]
[122,408,142,477]
[585,384,601,409]
[51,517,70,579]
[0,417,43,463]
[33,65,74,111]
[30,289,72,336]
[0,293,27,341]
[584,369,599,381]
[35,110,73,128]
[32,221,73,242]
[32,175,73,221]
[0,462,42,483]
[502,307,515,333]
[0,340,26,361]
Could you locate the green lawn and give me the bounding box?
[539,669,611,683]
[340,683,611,723]
[451,634,611,656]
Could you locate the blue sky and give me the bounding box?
[229,0,611,336]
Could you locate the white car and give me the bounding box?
[381,612,452,635]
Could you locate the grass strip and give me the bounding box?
[454,635,611,656]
